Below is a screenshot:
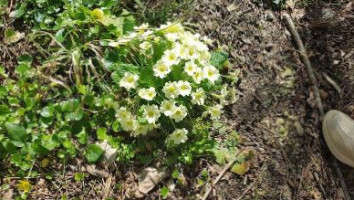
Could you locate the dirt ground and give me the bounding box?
[185,0,354,199]
[1,0,354,199]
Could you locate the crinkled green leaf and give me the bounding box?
[0,105,10,115]
[210,51,228,69]
[5,123,27,142]
[40,106,54,118]
[85,144,104,163]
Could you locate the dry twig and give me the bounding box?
[283,13,351,200]
[201,150,246,200]
[323,73,342,97]
[283,13,324,118]
[236,163,267,200]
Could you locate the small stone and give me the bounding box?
[227,3,238,12]
[97,140,117,166]
[167,179,176,192]
[135,167,168,197]
[37,178,46,186]
[333,60,340,65]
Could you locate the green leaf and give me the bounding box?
[32,142,50,156]
[42,134,61,151]
[111,71,122,83]
[102,17,124,36]
[55,29,65,43]
[123,15,135,33]
[4,28,24,44]
[99,0,116,8]
[5,123,27,142]
[77,130,88,145]
[15,64,30,75]
[85,144,104,163]
[210,51,228,69]
[213,148,229,165]
[111,63,140,83]
[160,187,169,198]
[40,106,54,118]
[134,0,144,8]
[74,172,86,181]
[139,66,162,87]
[65,108,84,121]
[112,120,120,132]
[61,99,80,112]
[0,86,7,97]
[0,143,7,158]
[0,105,10,115]
[171,169,179,179]
[18,54,33,64]
[62,140,76,157]
[0,65,5,76]
[9,3,26,18]
[97,127,107,140]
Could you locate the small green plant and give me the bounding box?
[160,186,169,199]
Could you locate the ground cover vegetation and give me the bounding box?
[0,0,247,198]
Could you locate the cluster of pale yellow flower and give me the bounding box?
[113,22,225,145]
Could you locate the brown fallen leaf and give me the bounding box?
[2,189,13,200]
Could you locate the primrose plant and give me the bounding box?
[101,22,231,147]
[0,7,236,169]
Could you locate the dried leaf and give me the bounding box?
[231,162,250,176]
[227,4,238,12]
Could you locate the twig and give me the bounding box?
[102,174,113,200]
[283,13,324,119]
[201,150,245,200]
[236,163,267,200]
[334,159,351,200]
[283,13,351,200]
[322,73,342,97]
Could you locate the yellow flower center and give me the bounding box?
[169,54,176,61]
[127,77,134,83]
[147,92,154,97]
[159,65,167,72]
[208,71,213,77]
[181,85,188,90]
[148,111,154,117]
[168,87,175,93]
